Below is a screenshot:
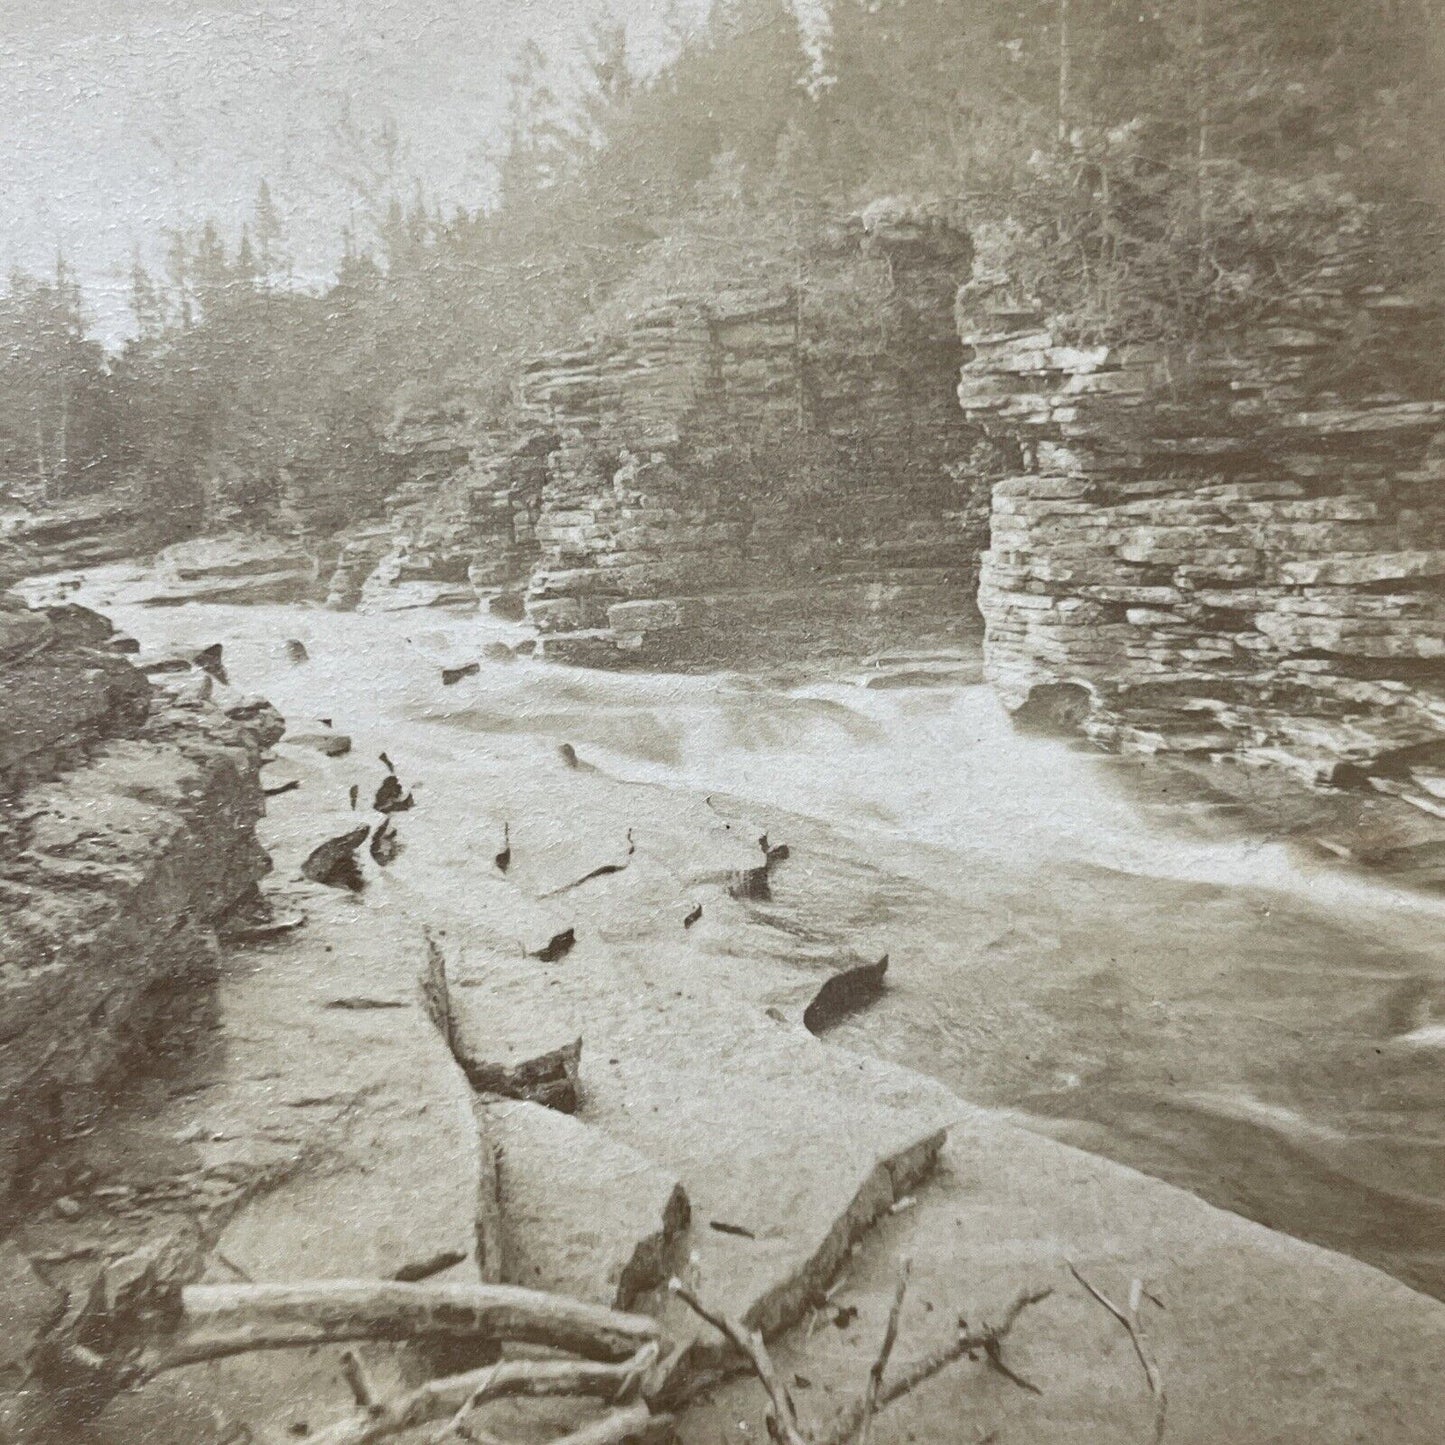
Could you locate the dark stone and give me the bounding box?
[284,640,309,664]
[1012,683,1094,734]
[441,661,480,685]
[369,818,401,867]
[225,698,286,750]
[373,774,414,814]
[530,928,576,963]
[803,955,889,1035]
[43,604,113,648]
[301,826,371,891]
[728,865,771,901]
[462,1036,582,1114]
[191,644,227,685]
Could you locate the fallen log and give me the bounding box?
[147,1280,659,1374]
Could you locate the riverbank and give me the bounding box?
[6,572,1445,1442]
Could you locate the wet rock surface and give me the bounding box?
[6,585,1445,1444]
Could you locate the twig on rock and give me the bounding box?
[820,1286,1051,1445]
[669,1278,808,1445]
[857,1260,910,1445]
[1066,1262,1166,1443]
[672,1270,1050,1445]
[340,1349,378,1410]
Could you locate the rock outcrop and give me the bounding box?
[361,201,987,662]
[0,578,269,1202]
[0,496,144,578]
[960,252,1445,872]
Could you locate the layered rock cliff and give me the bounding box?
[0,571,269,1201]
[960,244,1445,870]
[366,201,987,661]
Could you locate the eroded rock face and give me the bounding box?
[960,263,1445,864]
[0,590,269,1200]
[363,203,987,660]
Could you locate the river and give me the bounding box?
[45,569,1445,1302]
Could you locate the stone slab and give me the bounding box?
[688,1126,1445,1444]
[486,1096,689,1310]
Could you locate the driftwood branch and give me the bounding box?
[307,1346,660,1445]
[669,1279,808,1445]
[819,1286,1052,1445]
[1067,1262,1166,1444]
[856,1260,910,1445]
[425,1360,503,1445]
[548,1402,673,1445]
[672,1271,1051,1445]
[150,1280,658,1374]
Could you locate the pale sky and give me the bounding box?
[0,0,713,341]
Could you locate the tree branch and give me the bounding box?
[149,1280,659,1375]
[819,1286,1053,1445]
[668,1279,807,1445]
[856,1261,910,1445]
[1066,1263,1166,1443]
[307,1348,660,1445]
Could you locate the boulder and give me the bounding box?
[301,825,371,891]
[283,731,353,757]
[486,1098,689,1309]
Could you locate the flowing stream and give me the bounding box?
[51,571,1445,1302]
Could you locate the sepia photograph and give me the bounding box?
[1,1,1444,1440]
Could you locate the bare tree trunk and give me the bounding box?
[1057,0,1072,143]
[35,417,49,503]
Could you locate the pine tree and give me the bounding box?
[191,220,230,319]
[235,226,260,288]
[254,179,286,285]
[163,229,194,330]
[128,245,165,341]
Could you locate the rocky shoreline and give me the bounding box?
[1,577,1444,1442]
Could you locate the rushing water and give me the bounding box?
[45,569,1445,1300]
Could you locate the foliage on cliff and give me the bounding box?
[2,0,1441,536]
